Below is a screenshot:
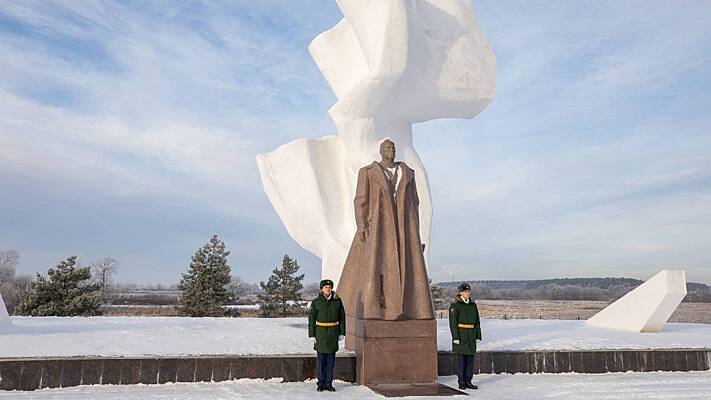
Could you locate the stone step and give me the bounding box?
[1,349,709,391]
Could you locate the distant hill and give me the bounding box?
[433,278,710,303]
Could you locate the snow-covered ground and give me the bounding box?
[4,372,711,399]
[1,317,710,357]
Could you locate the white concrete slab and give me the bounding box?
[0,293,10,329]
[587,270,687,333]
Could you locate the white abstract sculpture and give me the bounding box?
[586,270,687,333]
[256,0,496,286]
[0,292,11,328]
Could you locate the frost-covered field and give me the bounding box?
[1,317,710,357]
[4,372,711,399]
[474,300,711,324]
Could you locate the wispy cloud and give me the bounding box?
[1,1,710,284]
[419,0,711,283]
[0,0,339,281]
[0,1,337,189]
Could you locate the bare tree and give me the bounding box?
[0,249,29,314]
[13,274,32,291]
[302,281,320,297]
[0,250,19,284]
[228,276,248,301]
[90,257,119,289]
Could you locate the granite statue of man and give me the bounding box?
[337,139,435,321]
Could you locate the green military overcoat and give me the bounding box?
[308,292,346,353]
[448,295,482,355]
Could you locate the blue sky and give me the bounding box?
[1,1,710,285]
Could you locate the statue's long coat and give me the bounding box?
[337,161,435,320]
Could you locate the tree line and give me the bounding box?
[1,235,308,318]
[7,240,709,318]
[432,278,711,304]
[1,251,121,316]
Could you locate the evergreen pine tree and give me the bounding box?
[177,235,233,317]
[16,256,102,316]
[258,254,305,317]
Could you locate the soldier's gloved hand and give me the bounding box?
[309,337,316,343]
[338,335,345,341]
[453,339,460,345]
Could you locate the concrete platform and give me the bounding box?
[1,349,709,391]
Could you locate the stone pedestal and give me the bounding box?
[346,317,438,385]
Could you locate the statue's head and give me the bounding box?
[379,139,396,161]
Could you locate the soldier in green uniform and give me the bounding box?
[449,282,482,390]
[308,279,346,392]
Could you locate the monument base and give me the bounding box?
[346,317,438,385]
[368,383,467,397]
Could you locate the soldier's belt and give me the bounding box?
[316,321,339,327]
[457,323,476,329]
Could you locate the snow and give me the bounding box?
[4,372,711,399]
[469,318,711,351]
[1,317,710,358]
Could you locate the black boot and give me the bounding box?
[466,382,478,390]
[458,384,467,390]
[326,385,336,392]
[317,385,324,392]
